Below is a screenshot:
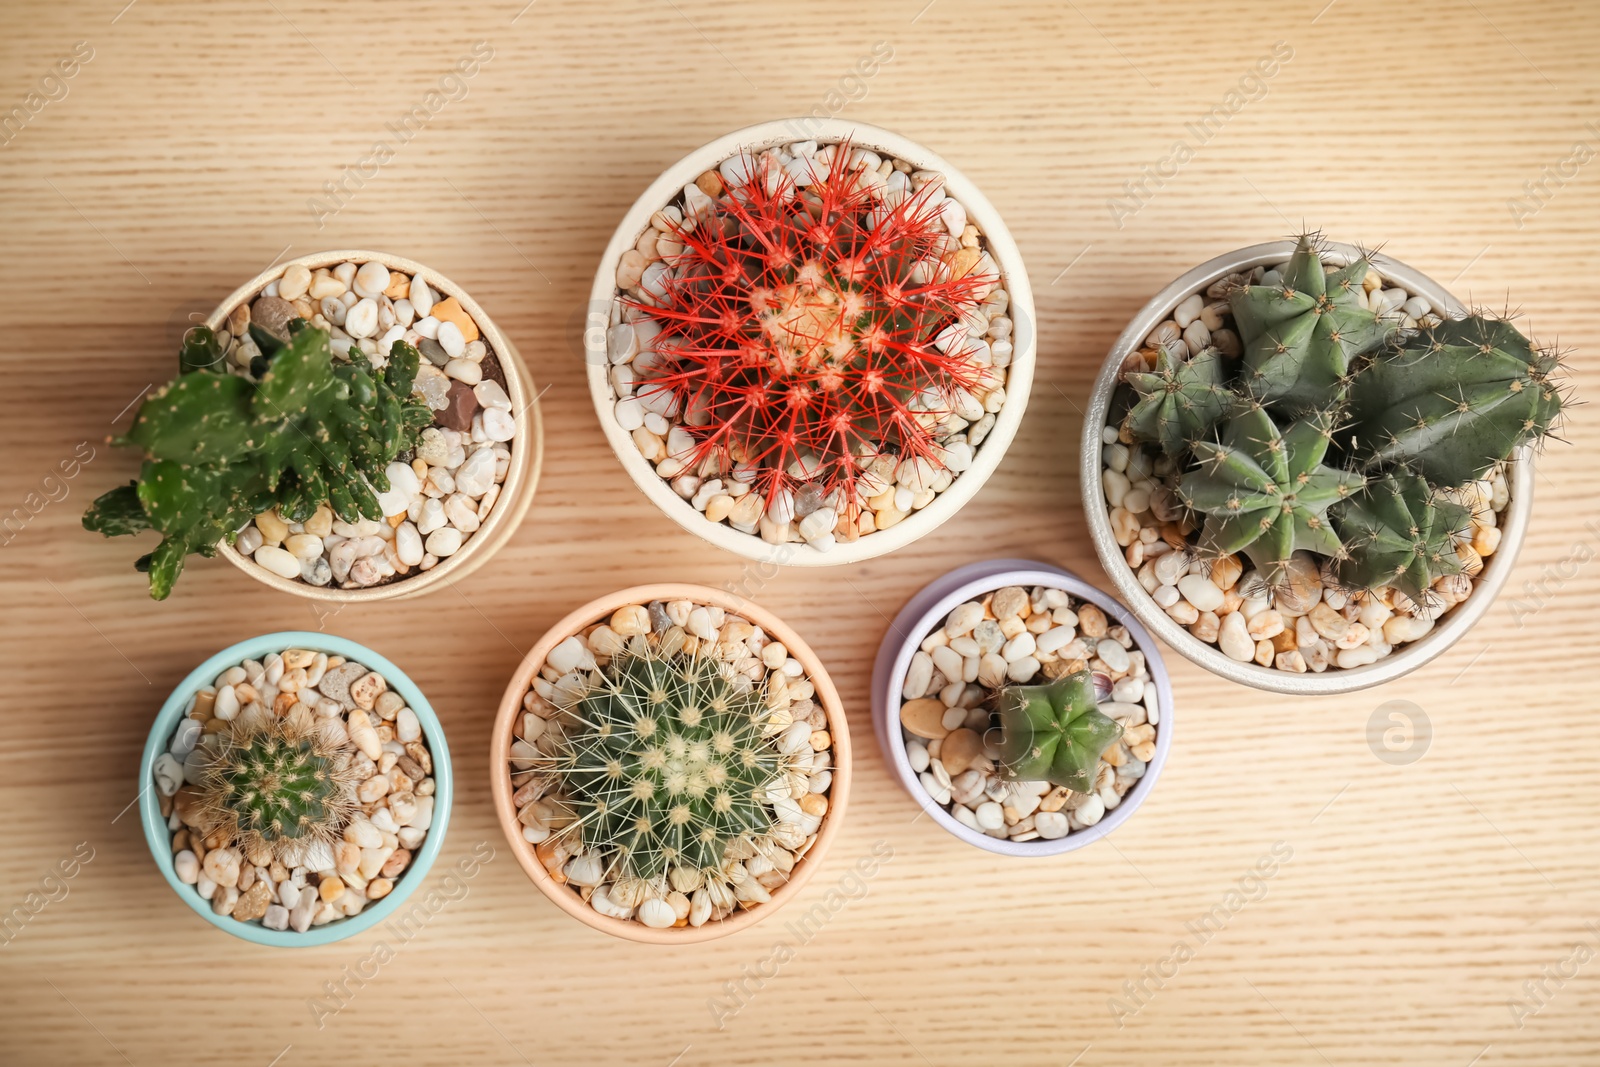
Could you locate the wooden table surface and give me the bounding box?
[4,0,1598,1063]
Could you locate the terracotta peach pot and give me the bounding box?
[489,583,851,943]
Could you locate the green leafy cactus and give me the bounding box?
[1123,344,1232,456]
[1334,469,1471,605]
[190,717,360,863]
[1347,314,1565,486]
[546,641,799,884]
[84,325,434,599]
[1178,404,1364,585]
[993,671,1123,792]
[1229,235,1392,412]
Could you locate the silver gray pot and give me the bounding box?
[1078,240,1533,695]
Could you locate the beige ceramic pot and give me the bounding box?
[1080,240,1532,695]
[489,583,851,944]
[586,118,1036,567]
[206,250,543,602]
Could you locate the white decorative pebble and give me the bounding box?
[443,358,482,385]
[254,545,301,580]
[425,527,464,557]
[1177,574,1224,613]
[437,320,466,359]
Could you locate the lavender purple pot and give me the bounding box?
[870,559,1175,857]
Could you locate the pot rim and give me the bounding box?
[139,630,454,947]
[488,582,852,943]
[870,559,1175,856]
[207,249,544,602]
[1079,239,1534,695]
[584,118,1036,567]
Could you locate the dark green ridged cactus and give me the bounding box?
[1334,470,1471,605]
[83,324,434,599]
[1347,315,1565,486]
[1178,405,1364,584]
[1123,345,1232,457]
[192,718,359,862]
[551,642,795,883]
[993,671,1123,792]
[1230,236,1393,412]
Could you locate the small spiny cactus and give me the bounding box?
[630,141,998,520]
[993,671,1123,792]
[1346,314,1566,486]
[543,640,799,885]
[1333,469,1472,607]
[1178,405,1364,586]
[1229,235,1393,413]
[191,717,360,864]
[1123,344,1232,456]
[84,324,433,598]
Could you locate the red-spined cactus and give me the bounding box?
[629,143,998,521]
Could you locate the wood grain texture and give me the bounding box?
[2,0,1597,1064]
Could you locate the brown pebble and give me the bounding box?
[173,786,204,828]
[695,170,724,196]
[250,295,296,340]
[319,876,346,903]
[380,848,411,879]
[405,742,432,776]
[231,880,272,922]
[900,697,951,739]
[1077,604,1108,638]
[436,381,479,431]
[190,690,215,720]
[939,728,984,775]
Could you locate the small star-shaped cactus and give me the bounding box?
[1334,469,1472,607]
[1229,235,1392,413]
[993,671,1123,793]
[1123,344,1232,457]
[1178,404,1364,586]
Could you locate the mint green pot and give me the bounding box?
[139,631,453,947]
